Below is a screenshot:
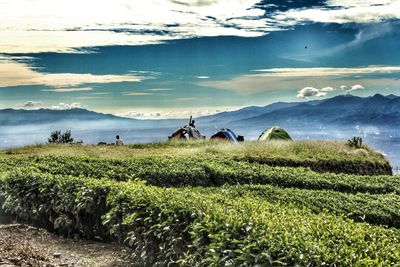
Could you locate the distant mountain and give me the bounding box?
[0,108,134,126]
[198,99,323,125]
[225,94,400,127]
[1,94,399,129]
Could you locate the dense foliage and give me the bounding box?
[0,156,397,194]
[0,141,398,265]
[1,170,400,266]
[48,130,74,144]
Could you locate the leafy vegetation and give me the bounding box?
[48,130,74,144]
[216,184,400,228]
[347,136,364,149]
[1,140,390,175]
[0,155,397,194]
[1,170,400,266]
[0,141,398,265]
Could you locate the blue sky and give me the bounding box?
[0,0,400,118]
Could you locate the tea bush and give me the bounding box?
[1,169,400,266]
[0,141,397,265]
[0,140,392,176]
[0,156,398,194]
[213,184,400,228]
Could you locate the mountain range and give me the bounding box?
[0,94,399,128]
[198,94,400,128]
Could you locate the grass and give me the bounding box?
[0,140,391,175]
[0,140,387,162]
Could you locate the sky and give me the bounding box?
[0,0,400,119]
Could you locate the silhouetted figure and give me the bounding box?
[116,135,124,145]
[189,115,196,128]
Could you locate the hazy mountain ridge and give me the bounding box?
[0,108,133,126]
[226,94,400,127]
[0,94,399,128]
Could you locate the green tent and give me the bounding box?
[258,126,293,141]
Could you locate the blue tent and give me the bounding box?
[210,128,239,142]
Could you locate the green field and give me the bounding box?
[1,141,399,265]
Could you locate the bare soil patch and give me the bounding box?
[0,224,134,267]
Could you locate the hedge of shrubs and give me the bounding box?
[1,169,400,266]
[0,156,397,194]
[215,184,400,229]
[236,155,392,175]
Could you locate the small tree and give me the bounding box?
[48,130,74,144]
[61,130,74,143]
[346,136,363,149]
[48,130,61,143]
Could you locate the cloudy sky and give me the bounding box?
[1,0,399,118]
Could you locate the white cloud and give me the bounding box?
[147,88,174,91]
[42,87,93,93]
[349,84,365,92]
[124,111,161,118]
[0,0,272,53]
[0,1,398,53]
[297,87,327,98]
[197,76,210,79]
[296,85,336,98]
[120,106,238,119]
[23,101,43,108]
[252,66,400,77]
[50,102,83,110]
[92,92,110,95]
[275,0,400,24]
[340,84,365,92]
[320,86,335,92]
[0,56,148,88]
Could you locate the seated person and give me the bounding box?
[115,135,124,145]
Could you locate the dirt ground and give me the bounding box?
[0,224,134,267]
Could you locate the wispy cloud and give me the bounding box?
[50,102,84,110]
[0,0,271,53]
[252,66,400,77]
[123,91,153,96]
[0,1,398,53]
[0,56,149,88]
[274,0,400,24]
[341,84,365,92]
[91,92,110,95]
[198,66,400,95]
[42,87,93,93]
[23,101,43,108]
[147,88,174,91]
[120,106,238,119]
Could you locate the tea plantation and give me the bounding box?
[1,141,399,265]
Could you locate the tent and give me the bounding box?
[210,128,243,142]
[258,126,292,141]
[168,125,205,141]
